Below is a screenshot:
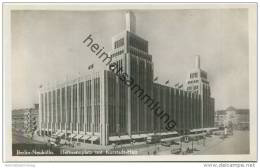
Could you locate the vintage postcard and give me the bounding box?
[2,3,257,162]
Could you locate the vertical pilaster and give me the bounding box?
[115,77,120,136]
[50,91,53,134]
[39,91,42,135]
[100,71,106,145]
[71,84,73,133]
[144,61,147,133]
[201,83,204,128]
[64,87,67,136]
[47,91,49,134]
[60,88,63,132]
[168,88,171,132]
[83,80,87,134]
[127,54,131,137]
[77,80,80,136]
[136,58,140,134]
[91,74,95,136]
[43,92,46,134]
[55,89,58,131]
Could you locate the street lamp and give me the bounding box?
[203,134,206,146]
[191,138,194,152]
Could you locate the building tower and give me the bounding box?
[109,11,154,137]
[125,11,136,33]
[185,55,213,128]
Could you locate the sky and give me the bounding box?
[11,9,249,110]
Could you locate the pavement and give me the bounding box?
[12,129,44,144]
[194,130,249,155]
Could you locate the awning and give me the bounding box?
[81,135,91,140]
[160,131,178,136]
[207,127,219,131]
[132,134,147,139]
[131,135,141,139]
[109,135,131,141]
[188,133,206,138]
[161,136,181,142]
[147,133,155,136]
[170,131,178,135]
[109,136,121,141]
[139,134,147,138]
[75,134,83,139]
[120,135,131,140]
[89,136,99,141]
[190,128,208,132]
[68,134,76,138]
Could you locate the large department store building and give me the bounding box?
[38,12,215,146]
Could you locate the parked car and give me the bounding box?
[171,148,181,154]
[49,135,61,146]
[161,140,179,147]
[161,141,171,147]
[171,141,180,145]
[205,134,212,138]
[146,135,161,144]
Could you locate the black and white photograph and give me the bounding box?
[2,3,257,162]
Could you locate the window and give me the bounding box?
[190,72,198,79]
[111,50,124,58]
[114,38,124,49]
[129,36,148,52]
[201,72,207,79]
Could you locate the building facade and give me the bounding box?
[215,106,249,130]
[12,104,39,133]
[38,12,215,146]
[24,104,39,134]
[12,109,27,130]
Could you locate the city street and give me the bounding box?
[12,129,250,155]
[12,128,44,144]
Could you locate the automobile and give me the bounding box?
[171,141,180,145]
[171,148,181,154]
[146,135,161,144]
[213,130,223,135]
[205,134,212,138]
[219,126,225,130]
[192,136,200,141]
[50,141,60,147]
[160,141,171,147]
[49,135,61,146]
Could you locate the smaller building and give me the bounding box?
[215,106,249,130]
[12,104,39,133]
[12,109,27,130]
[24,104,39,134]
